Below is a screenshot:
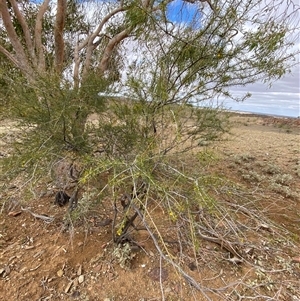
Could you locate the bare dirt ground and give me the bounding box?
[0,113,299,301]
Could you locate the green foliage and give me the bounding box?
[0,1,299,297]
[7,1,39,43]
[65,0,90,33]
[125,1,148,29]
[0,55,23,112]
[0,72,108,183]
[197,149,219,166]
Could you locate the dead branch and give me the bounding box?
[113,181,148,244]
[197,227,243,260]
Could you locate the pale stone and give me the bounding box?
[57,269,63,277]
[78,275,84,284]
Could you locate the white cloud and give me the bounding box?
[223,71,299,117]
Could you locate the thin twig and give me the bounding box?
[21,207,54,223]
[159,256,165,301]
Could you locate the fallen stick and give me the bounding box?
[21,207,54,223]
[197,227,243,260]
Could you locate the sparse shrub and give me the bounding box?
[62,189,98,233]
[234,153,256,165]
[272,174,293,186]
[255,161,265,168]
[269,182,298,199]
[112,242,136,269]
[242,171,265,182]
[263,163,281,175]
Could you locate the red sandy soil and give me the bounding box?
[0,114,299,301]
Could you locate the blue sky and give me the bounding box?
[166,0,300,117]
[167,0,198,25]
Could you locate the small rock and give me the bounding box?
[57,269,64,277]
[78,275,84,284]
[0,268,5,276]
[104,298,111,301]
[4,266,11,276]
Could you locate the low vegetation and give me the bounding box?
[0,0,299,299]
[1,109,299,300]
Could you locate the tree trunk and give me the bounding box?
[0,0,34,80]
[8,0,37,67]
[35,0,51,74]
[54,0,67,74]
[98,29,129,74]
